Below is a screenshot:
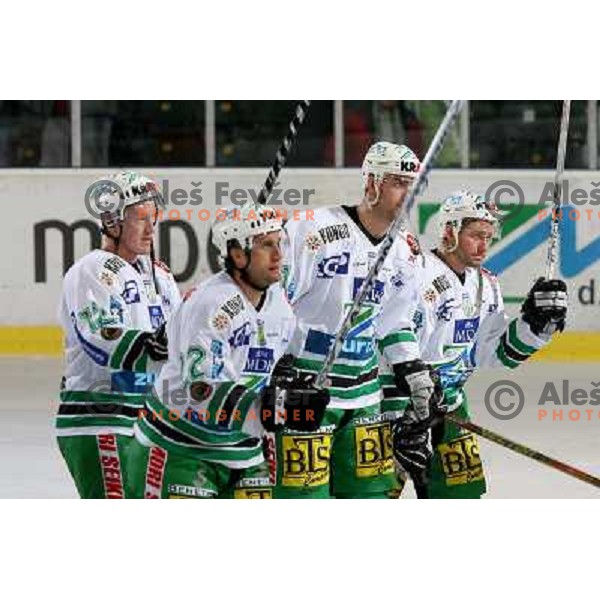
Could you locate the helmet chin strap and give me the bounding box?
[239,249,270,293]
[440,222,459,253]
[102,223,122,250]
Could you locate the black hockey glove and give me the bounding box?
[261,354,330,433]
[391,413,434,490]
[391,363,445,490]
[521,277,568,336]
[143,323,169,361]
[393,360,445,426]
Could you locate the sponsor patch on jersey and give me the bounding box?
[112,370,156,393]
[316,252,350,279]
[304,232,323,252]
[144,446,167,499]
[354,421,394,478]
[281,432,332,487]
[304,329,374,361]
[219,294,245,319]
[244,347,274,374]
[317,223,350,245]
[148,305,165,329]
[256,319,267,346]
[432,274,452,294]
[210,340,225,378]
[211,312,230,331]
[103,256,126,275]
[438,433,483,487]
[436,297,456,322]
[233,473,272,499]
[233,488,273,499]
[99,270,117,288]
[453,317,480,344]
[264,432,277,485]
[412,309,424,333]
[167,484,215,499]
[107,295,125,325]
[229,321,252,348]
[423,288,438,303]
[143,279,158,303]
[391,272,405,289]
[352,278,385,304]
[122,280,140,304]
[462,292,477,318]
[96,434,124,499]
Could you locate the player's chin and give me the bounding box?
[264,266,281,283]
[136,242,153,255]
[267,267,281,281]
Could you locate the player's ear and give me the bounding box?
[364,174,376,202]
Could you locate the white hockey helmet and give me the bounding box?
[361,141,420,190]
[211,202,283,263]
[437,190,502,249]
[87,171,165,230]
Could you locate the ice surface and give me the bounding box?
[0,357,598,498]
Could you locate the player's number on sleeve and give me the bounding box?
[180,346,206,386]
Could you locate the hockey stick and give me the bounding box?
[545,100,571,280]
[446,413,600,490]
[315,100,464,388]
[255,101,311,206]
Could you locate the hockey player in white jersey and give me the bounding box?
[125,203,330,499]
[391,190,568,498]
[56,171,181,498]
[267,141,430,499]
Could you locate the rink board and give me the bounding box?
[1,168,598,357]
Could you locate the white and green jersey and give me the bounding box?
[410,249,552,407]
[57,249,181,437]
[282,205,420,410]
[134,272,296,469]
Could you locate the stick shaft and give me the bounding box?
[447,414,600,489]
[315,100,464,387]
[545,100,571,279]
[256,101,311,206]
